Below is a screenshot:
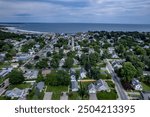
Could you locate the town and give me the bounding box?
[0,27,150,100]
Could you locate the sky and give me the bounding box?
[0,0,150,24]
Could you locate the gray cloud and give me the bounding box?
[0,0,149,23]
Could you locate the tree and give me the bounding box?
[120,62,137,82]
[35,59,48,69]
[9,70,25,85]
[46,52,51,57]
[63,57,74,69]
[45,70,70,86]
[5,53,13,60]
[50,58,59,68]
[91,68,100,80]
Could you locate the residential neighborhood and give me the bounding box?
[0,28,150,100]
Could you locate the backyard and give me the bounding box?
[46,86,68,100]
[96,89,118,100]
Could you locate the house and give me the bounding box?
[132,78,143,91]
[108,47,115,54]
[11,63,19,68]
[143,71,150,76]
[42,69,51,77]
[36,82,45,92]
[111,61,123,70]
[71,77,78,92]
[5,88,25,99]
[59,58,65,67]
[15,53,30,61]
[96,79,110,92]
[0,53,5,62]
[80,68,87,79]
[23,69,39,79]
[0,67,13,77]
[141,91,150,100]
[88,83,96,94]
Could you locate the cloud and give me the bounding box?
[0,0,149,23]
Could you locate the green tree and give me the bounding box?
[35,59,48,69]
[50,58,59,68]
[63,57,74,69]
[120,62,137,82]
[9,70,25,85]
[46,70,70,86]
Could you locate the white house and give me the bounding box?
[132,78,143,91]
[80,68,87,79]
[11,63,19,68]
[88,83,96,94]
[71,78,78,92]
[96,79,110,92]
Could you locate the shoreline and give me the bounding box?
[1,26,49,35]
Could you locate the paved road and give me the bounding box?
[89,93,97,100]
[0,79,9,96]
[43,92,53,100]
[106,59,128,100]
[60,92,68,100]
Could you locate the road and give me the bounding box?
[106,59,128,100]
[89,93,97,100]
[21,34,55,68]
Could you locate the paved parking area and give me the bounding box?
[89,93,97,100]
[60,92,68,100]
[43,92,53,100]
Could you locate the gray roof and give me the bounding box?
[5,88,24,98]
[88,83,96,90]
[36,82,45,91]
[132,78,141,86]
[71,80,78,90]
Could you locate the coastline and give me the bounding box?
[1,26,48,35]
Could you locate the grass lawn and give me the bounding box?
[68,92,80,100]
[80,81,95,89]
[142,82,150,91]
[97,89,118,100]
[106,81,115,88]
[46,86,68,100]
[7,83,31,90]
[0,78,5,84]
[0,61,11,69]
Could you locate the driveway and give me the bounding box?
[89,93,97,100]
[43,92,53,100]
[60,92,68,100]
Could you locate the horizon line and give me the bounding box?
[0,22,150,25]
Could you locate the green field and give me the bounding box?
[142,82,150,91]
[97,89,118,100]
[7,83,31,90]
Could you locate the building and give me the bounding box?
[88,83,96,94]
[80,68,87,79]
[36,82,45,92]
[0,67,13,77]
[11,63,19,68]
[5,88,25,99]
[24,69,39,79]
[71,76,78,92]
[132,78,143,91]
[96,79,110,92]
[42,69,51,77]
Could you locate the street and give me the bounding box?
[106,59,128,100]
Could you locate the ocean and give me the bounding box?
[1,23,150,33]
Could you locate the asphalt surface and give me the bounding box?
[89,93,97,100]
[106,59,128,100]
